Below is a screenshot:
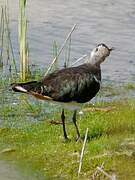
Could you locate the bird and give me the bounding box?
[11,43,114,141]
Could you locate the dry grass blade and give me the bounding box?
[45,24,77,76]
[97,167,116,180]
[71,54,87,67]
[52,40,59,71]
[0,147,16,154]
[83,106,116,113]
[91,162,104,180]
[78,128,89,178]
[64,35,71,68]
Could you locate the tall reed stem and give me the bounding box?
[19,0,29,81]
[4,5,17,74]
[0,7,4,66]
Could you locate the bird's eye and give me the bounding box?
[95,48,98,52]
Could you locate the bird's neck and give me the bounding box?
[88,55,105,66]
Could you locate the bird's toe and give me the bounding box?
[62,137,71,143]
[76,136,82,143]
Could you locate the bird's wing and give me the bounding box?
[42,64,100,102]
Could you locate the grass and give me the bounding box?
[124,83,135,91]
[0,76,135,179]
[0,2,134,179]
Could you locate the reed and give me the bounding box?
[19,0,29,81]
[0,5,17,74]
[64,35,71,68]
[4,5,17,74]
[0,7,4,67]
[52,40,59,71]
[45,24,77,76]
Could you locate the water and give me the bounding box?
[0,160,36,180]
[0,0,135,83]
[0,2,134,179]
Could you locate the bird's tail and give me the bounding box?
[11,81,40,93]
[11,81,53,101]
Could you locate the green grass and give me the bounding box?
[0,93,135,179]
[124,83,135,91]
[0,2,134,178]
[0,76,135,179]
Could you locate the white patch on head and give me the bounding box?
[89,44,111,65]
[15,86,27,92]
[90,49,95,59]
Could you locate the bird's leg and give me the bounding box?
[72,110,80,141]
[61,109,68,140]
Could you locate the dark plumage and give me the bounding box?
[11,43,114,141]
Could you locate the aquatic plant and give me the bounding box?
[4,5,17,74]
[0,7,4,67]
[19,0,29,81]
[52,40,59,72]
[0,5,17,73]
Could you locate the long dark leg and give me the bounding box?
[72,110,80,141]
[61,109,68,140]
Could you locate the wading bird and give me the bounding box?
[12,43,114,141]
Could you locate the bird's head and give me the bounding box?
[90,43,114,66]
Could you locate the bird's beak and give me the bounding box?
[109,47,115,51]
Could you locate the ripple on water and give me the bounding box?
[0,0,135,83]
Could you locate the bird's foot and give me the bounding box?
[62,137,71,143]
[76,136,82,143]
